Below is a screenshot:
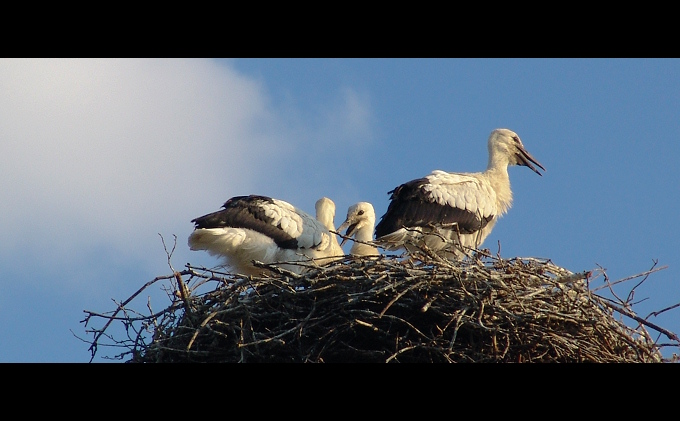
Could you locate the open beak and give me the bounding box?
[336,219,358,247]
[516,146,546,176]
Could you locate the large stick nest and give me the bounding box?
[80,242,680,363]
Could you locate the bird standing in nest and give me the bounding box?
[374,128,545,259]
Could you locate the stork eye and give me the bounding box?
[358,210,364,215]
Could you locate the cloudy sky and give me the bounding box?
[2,58,679,362]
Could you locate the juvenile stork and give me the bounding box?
[374,128,545,259]
[188,195,345,276]
[314,197,345,258]
[336,202,380,256]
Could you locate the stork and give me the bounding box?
[336,202,380,256]
[374,128,545,259]
[188,195,345,276]
[314,196,345,258]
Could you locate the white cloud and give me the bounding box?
[0,59,270,265]
[330,87,374,146]
[0,58,376,291]
[252,84,377,210]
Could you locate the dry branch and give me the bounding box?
[79,247,680,363]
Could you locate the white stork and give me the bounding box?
[188,195,345,276]
[374,128,545,259]
[336,202,380,256]
[314,196,345,258]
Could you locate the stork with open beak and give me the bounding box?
[374,128,545,259]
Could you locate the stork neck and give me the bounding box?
[355,225,375,243]
[484,165,513,215]
[487,147,512,172]
[351,225,379,256]
[317,211,335,231]
[485,164,509,179]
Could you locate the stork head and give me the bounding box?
[315,197,337,231]
[337,202,376,246]
[488,128,546,176]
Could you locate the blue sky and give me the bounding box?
[2,58,678,362]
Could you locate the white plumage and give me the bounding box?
[314,196,345,258]
[188,195,345,276]
[336,202,380,256]
[374,128,545,259]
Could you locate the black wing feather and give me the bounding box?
[375,178,493,238]
[191,195,299,249]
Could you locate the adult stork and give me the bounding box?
[336,202,380,256]
[188,195,345,276]
[374,128,545,259]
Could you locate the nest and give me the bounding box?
[80,242,680,363]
